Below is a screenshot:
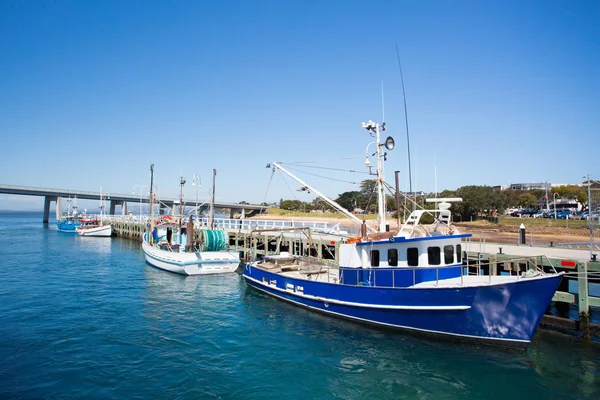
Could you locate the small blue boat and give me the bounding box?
[242,120,563,348]
[56,214,82,232]
[56,197,82,232]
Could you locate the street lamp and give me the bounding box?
[132,185,148,217]
[553,193,558,219]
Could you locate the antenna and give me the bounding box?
[396,42,414,210]
[381,81,385,123]
[435,165,438,199]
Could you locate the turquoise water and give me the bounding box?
[1,212,599,399]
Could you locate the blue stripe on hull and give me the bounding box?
[243,266,562,346]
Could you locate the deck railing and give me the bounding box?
[101,214,348,235]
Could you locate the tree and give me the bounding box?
[453,185,500,221]
[335,191,361,212]
[518,193,537,208]
[280,200,301,210]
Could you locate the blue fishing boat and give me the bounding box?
[56,214,82,232]
[242,120,563,348]
[56,197,82,232]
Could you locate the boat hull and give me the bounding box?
[142,233,240,276]
[242,265,563,348]
[77,225,112,237]
[56,220,81,232]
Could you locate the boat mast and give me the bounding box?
[179,175,186,229]
[362,120,394,233]
[99,187,103,224]
[209,169,216,230]
[149,164,154,218]
[396,43,414,211]
[375,123,386,232]
[270,162,377,233]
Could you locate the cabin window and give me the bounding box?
[407,247,419,266]
[456,244,462,263]
[444,245,454,264]
[388,249,398,266]
[428,247,441,265]
[371,250,380,267]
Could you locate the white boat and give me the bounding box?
[142,222,240,275]
[76,189,112,237]
[141,169,240,275]
[77,220,112,237]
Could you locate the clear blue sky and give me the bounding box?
[1,0,598,210]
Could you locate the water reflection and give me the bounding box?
[240,288,600,399]
[74,235,112,254]
[142,268,243,321]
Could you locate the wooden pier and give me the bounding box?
[109,216,343,262]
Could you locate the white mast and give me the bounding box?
[99,187,103,224]
[209,169,216,229]
[375,124,386,232]
[362,120,394,233]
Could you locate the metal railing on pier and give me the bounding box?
[102,215,349,235]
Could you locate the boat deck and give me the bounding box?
[254,258,556,288]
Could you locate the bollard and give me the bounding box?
[519,223,526,245]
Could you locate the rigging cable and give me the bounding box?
[283,162,369,175]
[260,167,277,212]
[284,165,361,185]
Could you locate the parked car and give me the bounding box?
[533,210,546,218]
[543,209,556,218]
[556,210,573,219]
[522,208,539,217]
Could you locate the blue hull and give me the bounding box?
[56,219,81,232]
[243,265,563,347]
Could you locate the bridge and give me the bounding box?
[0,184,267,223]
